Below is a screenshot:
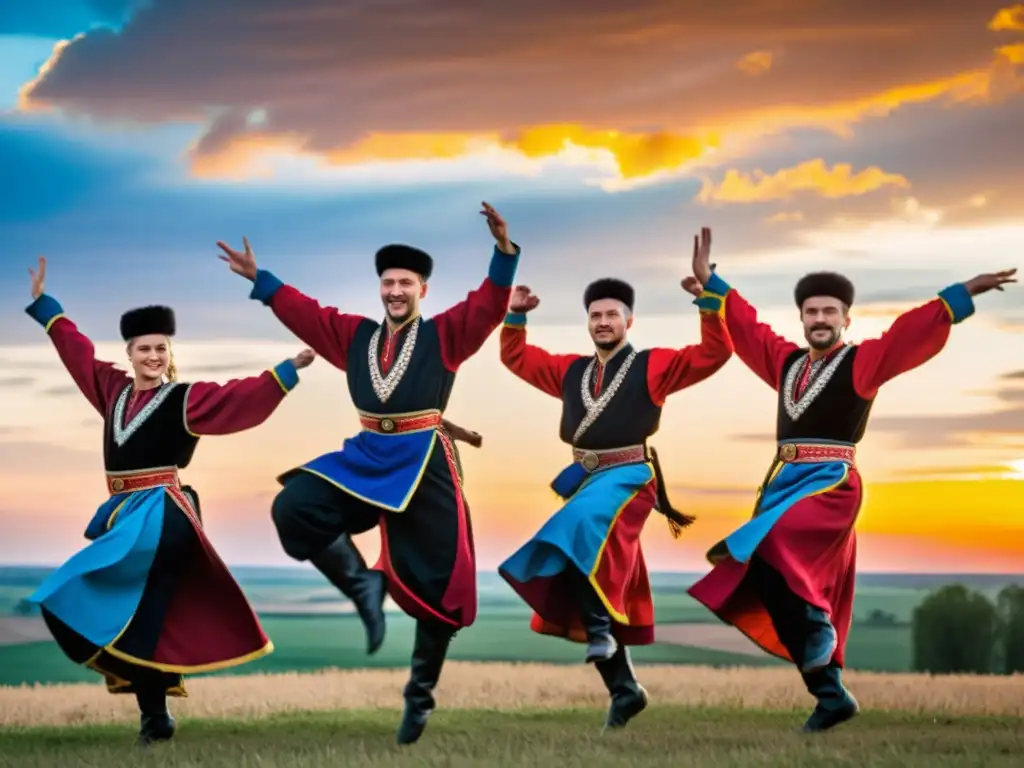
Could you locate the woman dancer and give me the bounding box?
[23,256,314,745]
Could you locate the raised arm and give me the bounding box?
[852,281,981,399]
[25,294,130,415]
[218,238,366,371]
[500,311,582,398]
[646,307,734,406]
[434,202,522,370]
[434,245,521,371]
[697,271,799,390]
[183,352,312,436]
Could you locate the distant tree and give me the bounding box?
[13,598,36,616]
[861,609,899,627]
[911,584,999,674]
[997,584,1024,674]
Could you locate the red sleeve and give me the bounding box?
[267,286,364,371]
[434,277,514,371]
[183,361,298,436]
[852,298,954,399]
[723,289,800,390]
[646,312,734,406]
[47,317,131,415]
[499,321,581,398]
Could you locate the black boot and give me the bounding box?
[396,621,455,745]
[310,533,387,654]
[135,686,176,746]
[800,664,858,733]
[595,646,648,730]
[568,567,617,663]
[801,605,838,673]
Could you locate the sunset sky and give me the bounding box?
[1,0,1022,574]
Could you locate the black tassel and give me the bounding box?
[648,446,695,539]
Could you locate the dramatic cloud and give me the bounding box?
[699,159,909,203]
[871,378,1024,449]
[15,0,1024,182]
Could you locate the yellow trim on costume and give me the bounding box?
[105,497,130,530]
[270,367,288,393]
[102,638,274,675]
[44,313,66,333]
[939,296,954,323]
[181,382,201,438]
[297,430,438,513]
[585,461,655,626]
[502,322,526,330]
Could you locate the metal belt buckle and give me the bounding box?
[580,451,600,471]
[379,418,396,433]
[779,443,798,461]
[111,477,125,491]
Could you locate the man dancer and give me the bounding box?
[496,264,733,730]
[216,202,519,745]
[684,227,1016,732]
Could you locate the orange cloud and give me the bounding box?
[764,211,804,223]
[736,50,773,76]
[699,159,909,203]
[22,2,1022,184]
[989,5,1024,31]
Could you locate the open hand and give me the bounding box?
[292,349,316,369]
[509,285,540,313]
[217,237,258,281]
[963,269,1017,297]
[28,256,46,300]
[692,226,713,286]
[480,202,514,254]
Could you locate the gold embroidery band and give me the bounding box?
[106,467,181,496]
[572,444,646,473]
[358,409,442,434]
[777,442,855,466]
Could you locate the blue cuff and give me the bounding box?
[25,294,65,331]
[271,359,299,392]
[250,269,285,305]
[938,283,975,325]
[503,312,527,327]
[693,294,724,313]
[702,271,732,297]
[488,243,521,288]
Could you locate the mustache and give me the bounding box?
[595,326,613,333]
[810,324,832,332]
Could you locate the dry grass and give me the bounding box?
[2,661,1023,728]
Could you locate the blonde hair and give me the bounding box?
[166,340,178,382]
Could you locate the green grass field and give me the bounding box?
[1,707,1021,767]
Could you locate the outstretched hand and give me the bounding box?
[509,285,540,313]
[963,269,1017,297]
[292,349,316,369]
[217,237,258,281]
[28,256,46,300]
[480,202,515,254]
[691,226,713,286]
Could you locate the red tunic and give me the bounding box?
[688,286,959,667]
[501,312,733,645]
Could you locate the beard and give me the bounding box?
[806,325,840,350]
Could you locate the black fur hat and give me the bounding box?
[583,278,635,312]
[794,271,855,309]
[120,305,176,341]
[375,244,433,280]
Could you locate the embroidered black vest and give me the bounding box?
[346,317,456,414]
[775,345,875,443]
[559,345,662,449]
[102,383,200,471]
